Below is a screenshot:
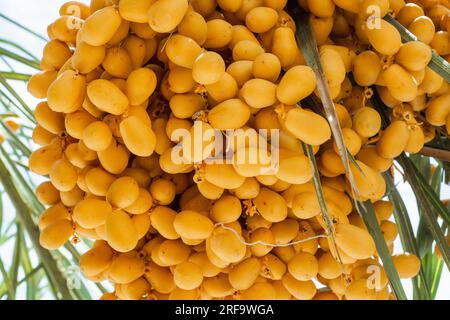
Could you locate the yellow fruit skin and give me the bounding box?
[282,273,317,300]
[119,0,153,23]
[80,240,114,277]
[81,6,122,46]
[285,108,331,146]
[148,0,188,33]
[126,68,157,106]
[72,42,106,74]
[87,79,129,115]
[383,64,418,102]
[228,257,261,290]
[335,224,376,259]
[207,99,251,130]
[28,70,57,99]
[120,116,156,157]
[395,41,432,72]
[108,251,145,284]
[173,210,214,240]
[272,27,297,68]
[425,93,450,126]
[277,65,316,105]
[47,70,86,113]
[392,253,421,279]
[106,210,139,253]
[365,19,402,56]
[74,197,112,229]
[377,120,410,159]
[39,219,73,250]
[356,146,393,173]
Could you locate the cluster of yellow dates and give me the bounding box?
[26,0,449,300]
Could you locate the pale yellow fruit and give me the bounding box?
[120,116,156,157]
[395,41,432,71]
[252,53,281,82]
[356,146,393,173]
[288,252,319,281]
[425,93,450,126]
[365,19,402,55]
[210,195,242,223]
[271,27,297,68]
[81,6,122,46]
[50,158,78,192]
[192,51,226,85]
[165,34,202,68]
[38,203,70,231]
[392,253,421,279]
[226,60,254,87]
[335,224,376,259]
[209,227,247,263]
[178,11,207,46]
[126,68,157,106]
[34,101,65,135]
[204,19,233,49]
[173,210,214,240]
[85,167,115,196]
[158,239,192,266]
[169,94,205,119]
[80,240,114,277]
[377,120,410,159]
[207,99,251,130]
[109,251,145,284]
[28,70,57,99]
[352,107,381,138]
[39,219,73,250]
[383,64,418,102]
[246,7,278,33]
[148,0,188,33]
[241,79,277,109]
[173,261,204,290]
[277,66,316,105]
[72,42,106,74]
[87,79,129,115]
[73,196,112,229]
[345,278,376,300]
[47,70,86,113]
[150,206,180,240]
[82,121,113,152]
[282,273,316,300]
[119,0,153,23]
[285,108,331,145]
[233,40,265,61]
[106,210,139,253]
[36,181,61,206]
[353,51,381,86]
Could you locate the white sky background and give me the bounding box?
[0,0,448,300]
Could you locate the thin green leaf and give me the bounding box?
[384,15,450,82]
[0,38,39,60]
[0,47,41,69]
[0,71,31,81]
[398,155,450,271]
[357,200,408,300]
[20,240,39,300]
[417,162,443,257]
[0,77,36,123]
[0,13,47,42]
[8,223,22,299]
[0,148,74,300]
[0,256,14,299]
[385,173,431,300]
[303,143,342,265]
